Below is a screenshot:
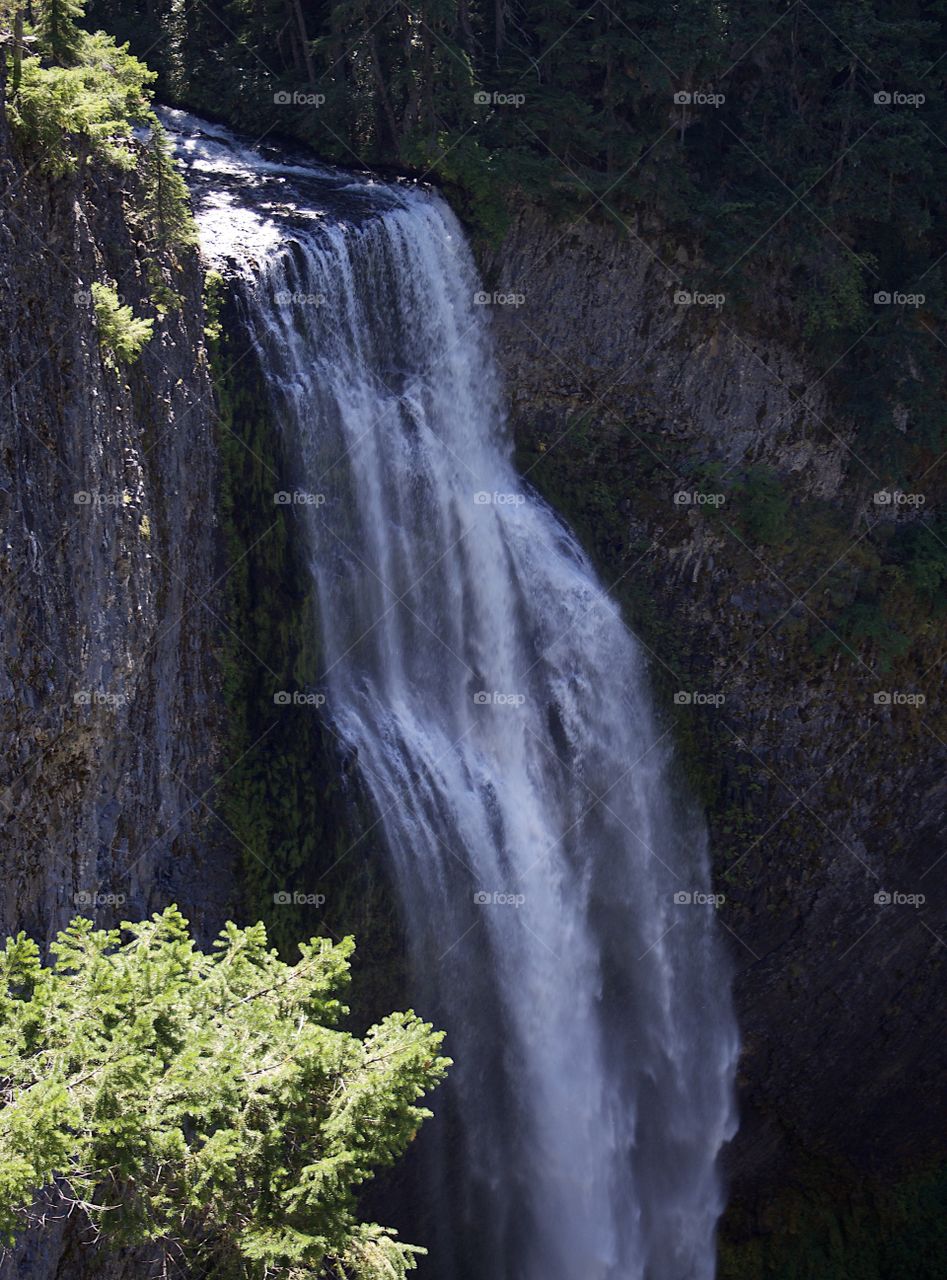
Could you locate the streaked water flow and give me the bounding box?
[166,108,739,1280]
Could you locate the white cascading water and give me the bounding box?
[166,110,738,1280]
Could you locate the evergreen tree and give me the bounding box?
[138,122,198,250]
[37,0,85,64]
[0,908,449,1279]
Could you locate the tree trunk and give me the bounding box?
[458,0,474,50]
[12,7,24,97]
[828,60,856,208]
[291,0,317,87]
[368,31,400,156]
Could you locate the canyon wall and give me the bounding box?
[0,109,232,1274]
[481,205,947,1259]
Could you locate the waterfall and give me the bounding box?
[166,109,738,1280]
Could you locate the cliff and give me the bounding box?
[480,205,947,1269]
[0,104,232,1273]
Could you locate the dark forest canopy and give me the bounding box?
[79,0,946,464]
[6,0,945,618]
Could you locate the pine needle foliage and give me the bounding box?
[90,282,153,365]
[8,13,155,176]
[0,907,450,1280]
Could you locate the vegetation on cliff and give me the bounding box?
[84,1,946,465]
[89,280,153,365]
[0,907,448,1279]
[1,0,200,372]
[2,0,152,173]
[1,1,194,244]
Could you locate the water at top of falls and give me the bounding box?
[166,109,739,1280]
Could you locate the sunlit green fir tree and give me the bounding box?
[0,908,449,1279]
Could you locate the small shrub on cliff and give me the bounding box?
[90,281,152,366]
[733,467,792,547]
[203,268,225,344]
[898,518,947,603]
[0,907,449,1279]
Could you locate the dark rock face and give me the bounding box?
[0,113,234,1275]
[0,122,232,949]
[480,206,947,1208]
[0,127,234,952]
